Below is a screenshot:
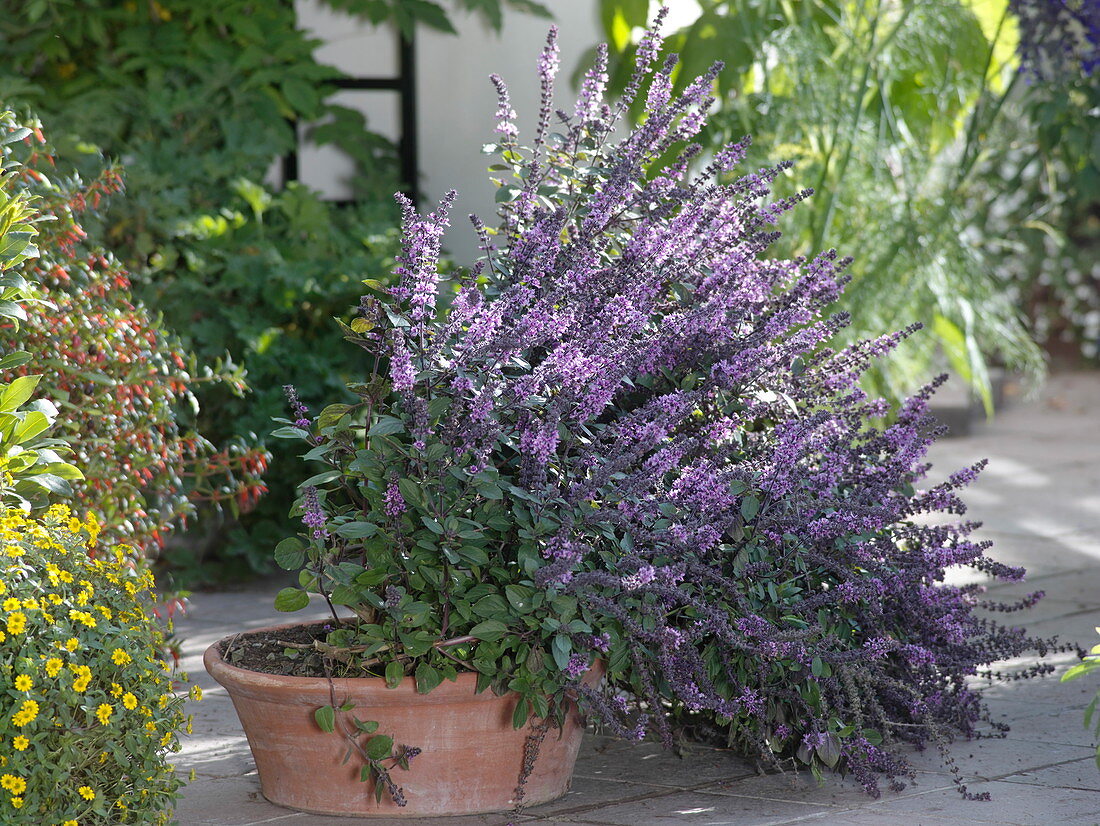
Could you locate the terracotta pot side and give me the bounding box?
[204,625,599,817]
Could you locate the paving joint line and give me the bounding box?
[527,775,762,818]
[975,752,1100,783]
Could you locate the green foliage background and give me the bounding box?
[0,0,546,580]
[594,0,1048,405]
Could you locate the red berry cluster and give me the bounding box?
[2,121,269,557]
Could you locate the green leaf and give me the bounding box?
[512,696,530,729]
[0,375,40,413]
[470,619,508,642]
[329,584,358,606]
[740,495,760,521]
[505,584,535,613]
[472,594,508,618]
[420,515,444,535]
[1084,694,1099,730]
[397,477,424,508]
[0,127,31,145]
[353,718,380,734]
[26,473,71,496]
[10,413,50,446]
[818,734,842,768]
[271,426,311,440]
[0,300,27,323]
[281,77,320,115]
[455,545,490,566]
[385,660,404,688]
[476,482,503,500]
[39,461,83,481]
[0,351,32,370]
[335,521,378,539]
[300,469,340,487]
[366,734,394,761]
[861,728,883,746]
[368,415,406,436]
[551,634,572,671]
[393,0,456,37]
[314,705,336,733]
[273,537,306,570]
[317,403,351,429]
[274,587,310,612]
[415,662,442,694]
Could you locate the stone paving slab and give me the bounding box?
[173,373,1100,825]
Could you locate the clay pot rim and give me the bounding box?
[204,621,605,706]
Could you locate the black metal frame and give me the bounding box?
[283,26,419,206]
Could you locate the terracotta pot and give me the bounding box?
[204,624,599,817]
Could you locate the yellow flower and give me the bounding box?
[64,637,79,652]
[189,685,203,702]
[0,775,26,794]
[111,648,132,666]
[77,785,96,801]
[95,703,113,725]
[45,658,63,677]
[10,796,23,808]
[5,611,26,635]
[21,597,38,610]
[110,682,123,697]
[62,820,78,826]
[122,692,137,710]
[59,570,73,584]
[2,597,19,611]
[96,605,112,620]
[68,609,96,629]
[0,631,5,643]
[12,736,28,752]
[11,700,38,726]
[70,665,92,693]
[13,674,32,691]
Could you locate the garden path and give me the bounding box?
[173,372,1100,826]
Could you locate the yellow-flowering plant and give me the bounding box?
[0,505,193,825]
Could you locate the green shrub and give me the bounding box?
[1062,629,1100,771]
[0,112,83,511]
[0,113,265,557]
[0,505,193,824]
[0,374,83,513]
[0,0,549,580]
[974,67,1100,363]
[594,0,1044,405]
[148,180,401,578]
[0,3,403,578]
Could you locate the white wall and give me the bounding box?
[295,0,602,265]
